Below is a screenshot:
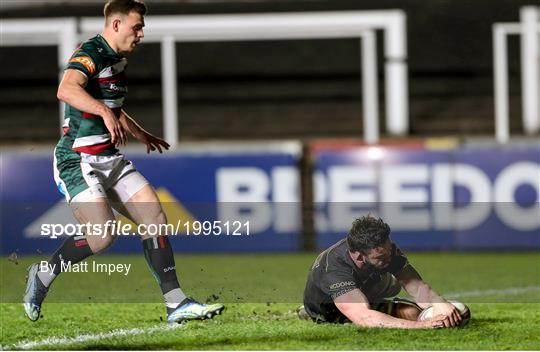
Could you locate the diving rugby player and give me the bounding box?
[23,0,224,324]
[300,216,467,329]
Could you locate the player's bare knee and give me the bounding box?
[141,209,168,232]
[87,237,114,254]
[131,198,165,222]
[154,209,167,226]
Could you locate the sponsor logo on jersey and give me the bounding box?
[108,83,127,93]
[329,281,356,290]
[70,56,96,76]
[330,287,356,299]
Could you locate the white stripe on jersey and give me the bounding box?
[99,97,125,108]
[72,133,111,148]
[97,58,127,78]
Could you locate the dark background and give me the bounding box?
[0,0,534,141]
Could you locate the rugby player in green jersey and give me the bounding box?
[23,0,224,324]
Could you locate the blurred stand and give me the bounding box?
[1,0,539,143]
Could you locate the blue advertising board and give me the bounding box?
[0,148,301,254]
[314,146,540,250]
[2,144,538,254]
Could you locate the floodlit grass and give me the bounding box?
[1,253,539,350]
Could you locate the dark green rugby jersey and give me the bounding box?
[303,239,408,322]
[58,34,128,156]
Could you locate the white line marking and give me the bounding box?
[10,323,183,350]
[7,285,540,350]
[445,285,540,299]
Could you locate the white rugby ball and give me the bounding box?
[417,300,471,327]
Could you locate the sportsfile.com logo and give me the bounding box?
[40,220,251,239]
[41,220,134,239]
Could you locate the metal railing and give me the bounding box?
[493,6,540,143]
[2,11,408,146]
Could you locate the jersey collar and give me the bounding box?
[96,34,123,58]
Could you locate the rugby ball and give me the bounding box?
[417,300,471,327]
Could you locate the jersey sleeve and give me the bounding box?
[66,48,98,77]
[322,270,359,301]
[385,243,409,276]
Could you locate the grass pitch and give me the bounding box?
[1,252,539,350]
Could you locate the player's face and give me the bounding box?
[362,240,392,271]
[117,11,145,53]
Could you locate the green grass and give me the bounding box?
[1,253,539,350]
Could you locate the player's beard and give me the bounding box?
[364,261,388,273]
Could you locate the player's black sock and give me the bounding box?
[142,236,187,311]
[36,235,94,287]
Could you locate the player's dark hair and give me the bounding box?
[104,0,147,19]
[346,215,391,253]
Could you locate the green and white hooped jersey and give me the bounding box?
[58,34,128,156]
[54,34,130,200]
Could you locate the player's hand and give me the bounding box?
[423,314,449,329]
[102,108,127,146]
[138,132,170,154]
[432,302,462,327]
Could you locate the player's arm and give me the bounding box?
[396,264,462,327]
[118,110,170,153]
[334,288,445,329]
[57,69,126,145]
